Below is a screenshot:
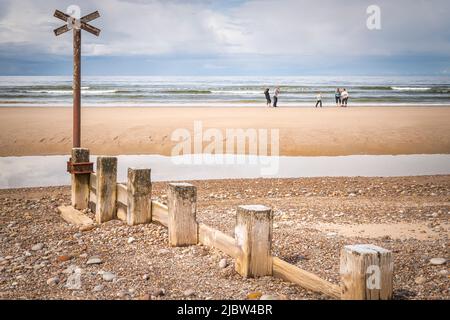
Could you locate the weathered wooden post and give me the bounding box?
[53,9,101,148]
[340,244,393,300]
[127,168,152,225]
[235,205,273,278]
[167,183,198,246]
[69,148,91,209]
[95,157,117,223]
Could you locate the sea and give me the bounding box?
[0,75,450,107]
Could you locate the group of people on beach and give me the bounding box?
[316,88,349,108]
[264,87,349,108]
[264,87,280,107]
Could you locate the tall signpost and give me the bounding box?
[53,9,101,148]
[53,9,101,209]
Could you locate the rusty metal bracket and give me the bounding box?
[67,160,94,174]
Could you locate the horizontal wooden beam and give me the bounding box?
[89,173,97,191]
[116,183,127,207]
[198,223,241,259]
[116,202,127,221]
[58,205,94,226]
[151,200,168,227]
[272,257,341,299]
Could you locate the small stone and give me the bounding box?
[348,193,356,197]
[87,256,103,265]
[92,284,104,292]
[157,249,170,255]
[183,289,195,297]
[430,258,447,265]
[326,232,337,237]
[117,290,129,298]
[79,224,95,232]
[152,288,165,297]
[57,255,72,263]
[438,270,448,277]
[219,258,228,269]
[142,274,149,281]
[31,243,44,251]
[127,237,135,244]
[73,232,82,239]
[414,276,427,285]
[247,291,262,300]
[46,277,59,286]
[260,294,282,300]
[102,272,116,282]
[139,293,151,300]
[63,265,79,274]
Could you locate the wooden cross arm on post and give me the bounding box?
[54,24,70,36]
[54,9,70,22]
[81,11,100,23]
[53,9,101,37]
[81,22,101,36]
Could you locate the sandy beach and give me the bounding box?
[0,106,450,157]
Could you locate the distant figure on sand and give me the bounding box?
[335,88,341,107]
[315,92,323,108]
[341,89,349,107]
[264,88,271,107]
[273,87,280,107]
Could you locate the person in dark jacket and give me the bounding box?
[335,88,341,107]
[264,88,271,107]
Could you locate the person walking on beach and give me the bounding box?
[264,88,272,107]
[315,92,323,108]
[273,87,280,107]
[341,89,349,107]
[335,88,341,107]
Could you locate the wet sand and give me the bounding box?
[1,106,450,156]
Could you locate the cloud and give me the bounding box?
[1,0,450,57]
[0,0,449,75]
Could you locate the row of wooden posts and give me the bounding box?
[69,148,393,300]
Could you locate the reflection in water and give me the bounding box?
[0,154,449,189]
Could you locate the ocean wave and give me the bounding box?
[160,90,212,94]
[391,87,431,91]
[25,89,117,95]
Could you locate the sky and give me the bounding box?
[0,0,449,76]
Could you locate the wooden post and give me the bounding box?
[340,244,393,300]
[71,148,90,209]
[73,28,81,148]
[127,168,152,225]
[234,205,273,278]
[167,183,198,246]
[53,9,101,147]
[95,156,117,223]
